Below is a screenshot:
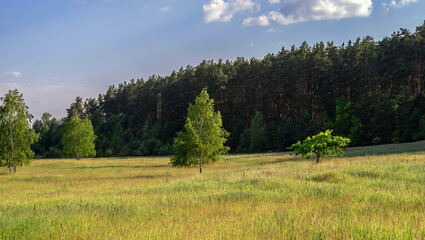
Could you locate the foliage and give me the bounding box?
[61,116,96,159]
[288,130,350,164]
[31,22,425,156]
[32,112,63,158]
[170,89,229,173]
[227,120,246,152]
[237,111,268,153]
[0,90,38,173]
[368,96,398,144]
[294,111,318,142]
[274,116,295,151]
[334,96,354,137]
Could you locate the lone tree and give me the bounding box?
[171,89,229,173]
[288,130,350,164]
[0,90,38,173]
[61,115,96,159]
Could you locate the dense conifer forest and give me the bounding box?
[32,22,425,158]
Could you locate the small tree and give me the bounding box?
[0,90,38,173]
[288,130,350,164]
[171,89,229,173]
[61,115,96,159]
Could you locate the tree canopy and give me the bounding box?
[30,21,425,158]
[170,89,229,173]
[61,116,96,159]
[0,90,38,173]
[288,130,350,164]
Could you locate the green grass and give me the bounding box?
[1,143,425,239]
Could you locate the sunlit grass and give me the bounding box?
[1,143,425,239]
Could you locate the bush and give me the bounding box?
[104,149,114,157]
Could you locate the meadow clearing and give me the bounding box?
[1,142,425,239]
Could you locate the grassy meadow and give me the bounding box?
[1,142,425,239]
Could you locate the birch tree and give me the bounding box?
[0,90,38,173]
[171,89,229,173]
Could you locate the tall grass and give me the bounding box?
[1,143,425,239]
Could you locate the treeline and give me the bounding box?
[32,22,425,158]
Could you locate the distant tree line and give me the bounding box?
[32,22,425,158]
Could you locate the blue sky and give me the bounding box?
[0,0,424,119]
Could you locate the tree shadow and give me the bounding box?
[76,164,170,169]
[258,156,307,165]
[344,141,425,158]
[76,165,128,169]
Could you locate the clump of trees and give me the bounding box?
[30,21,425,157]
[170,89,229,173]
[0,90,38,173]
[289,130,350,164]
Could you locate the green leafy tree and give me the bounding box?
[61,116,96,159]
[171,89,229,173]
[288,130,350,164]
[0,90,38,173]
[237,111,268,153]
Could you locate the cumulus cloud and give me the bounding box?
[0,83,98,119]
[160,6,170,12]
[5,71,22,77]
[268,0,281,3]
[384,0,418,9]
[203,0,259,22]
[243,15,270,26]
[243,0,372,26]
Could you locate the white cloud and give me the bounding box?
[243,15,270,26]
[268,0,281,3]
[203,0,259,23]
[0,83,98,119]
[160,6,170,12]
[5,71,22,77]
[267,28,276,32]
[243,0,372,26]
[385,0,418,9]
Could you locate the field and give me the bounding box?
[1,142,425,239]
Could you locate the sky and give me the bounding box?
[0,0,424,120]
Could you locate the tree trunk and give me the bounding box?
[315,153,321,164]
[199,114,204,174]
[10,130,16,173]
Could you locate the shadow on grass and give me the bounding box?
[126,174,156,179]
[76,164,169,169]
[257,156,308,165]
[344,141,425,158]
[76,165,128,169]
